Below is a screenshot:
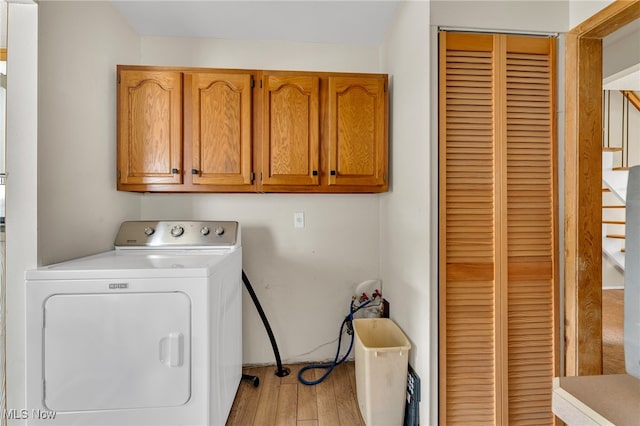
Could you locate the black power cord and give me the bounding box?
[242,270,290,379]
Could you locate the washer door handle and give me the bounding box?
[159,332,184,367]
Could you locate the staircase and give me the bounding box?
[602,147,627,271]
[601,89,640,273]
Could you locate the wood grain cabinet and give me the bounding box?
[117,66,388,193]
[185,72,253,189]
[255,71,388,192]
[118,66,254,192]
[327,76,387,188]
[259,73,321,187]
[117,69,183,188]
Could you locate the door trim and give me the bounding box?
[564,0,640,376]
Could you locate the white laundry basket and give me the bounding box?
[353,318,411,426]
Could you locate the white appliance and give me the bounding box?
[26,221,242,426]
[625,168,640,379]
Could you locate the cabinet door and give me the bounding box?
[117,69,182,187]
[261,74,320,186]
[327,76,387,187]
[187,72,253,187]
[43,292,190,411]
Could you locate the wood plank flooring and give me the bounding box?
[227,290,625,426]
[226,363,365,426]
[227,290,624,425]
[603,289,625,374]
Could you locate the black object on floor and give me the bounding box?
[242,374,260,387]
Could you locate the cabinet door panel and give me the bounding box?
[189,72,253,186]
[328,76,387,187]
[118,70,182,186]
[261,75,319,186]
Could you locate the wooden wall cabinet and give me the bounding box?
[259,74,321,187]
[186,72,253,189]
[117,69,183,187]
[256,71,388,192]
[327,76,387,188]
[118,66,254,192]
[117,65,388,193]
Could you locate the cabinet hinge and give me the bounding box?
[260,172,263,181]
[250,172,255,182]
[384,82,387,92]
[260,80,263,89]
[117,74,121,84]
[251,78,255,89]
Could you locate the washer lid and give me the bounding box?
[25,248,237,280]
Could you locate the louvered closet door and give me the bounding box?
[439,32,557,426]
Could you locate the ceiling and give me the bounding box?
[603,18,640,91]
[111,0,401,45]
[111,0,638,89]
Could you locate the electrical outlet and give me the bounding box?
[405,364,421,426]
[294,212,304,229]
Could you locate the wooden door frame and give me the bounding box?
[564,0,640,376]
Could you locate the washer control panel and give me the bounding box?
[114,221,239,248]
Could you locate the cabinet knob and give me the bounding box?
[172,168,179,174]
[312,170,318,176]
[192,169,198,175]
[330,170,336,176]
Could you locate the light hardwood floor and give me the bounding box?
[227,291,624,425]
[226,362,365,426]
[603,289,625,374]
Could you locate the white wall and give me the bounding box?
[603,23,640,79]
[0,2,6,48]
[7,2,140,422]
[139,36,384,364]
[431,0,569,33]
[141,36,381,73]
[6,0,38,421]
[37,1,141,266]
[141,193,380,364]
[380,1,431,423]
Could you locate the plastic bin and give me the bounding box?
[353,318,411,426]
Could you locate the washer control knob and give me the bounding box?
[200,226,210,236]
[144,226,155,236]
[170,225,185,237]
[214,226,225,236]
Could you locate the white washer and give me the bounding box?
[26,221,242,426]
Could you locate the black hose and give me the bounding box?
[242,270,290,378]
